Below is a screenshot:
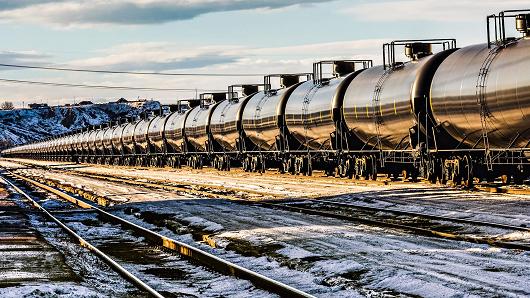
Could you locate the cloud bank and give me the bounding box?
[0,0,333,26]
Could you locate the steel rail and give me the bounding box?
[4,170,314,298]
[0,173,165,298]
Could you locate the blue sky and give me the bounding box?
[0,0,527,106]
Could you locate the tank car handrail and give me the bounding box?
[383,38,457,70]
[487,9,530,48]
[263,73,312,93]
[313,60,373,85]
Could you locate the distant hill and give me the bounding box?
[0,100,160,150]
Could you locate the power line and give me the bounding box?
[0,78,223,92]
[0,63,265,77]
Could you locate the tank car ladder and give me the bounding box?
[476,45,504,171]
[301,84,320,148]
[372,68,393,167]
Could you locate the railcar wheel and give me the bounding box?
[280,160,288,174]
[346,157,354,179]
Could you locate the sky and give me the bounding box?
[0,0,527,107]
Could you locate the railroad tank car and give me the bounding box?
[63,135,74,157]
[75,131,87,156]
[210,85,261,152]
[164,101,197,153]
[94,128,106,157]
[430,38,530,151]
[98,126,114,155]
[55,137,65,157]
[184,93,226,153]
[242,75,308,151]
[147,115,170,153]
[111,123,127,154]
[121,121,140,155]
[133,118,155,154]
[284,61,370,151]
[343,40,457,151]
[102,126,115,155]
[83,130,96,155]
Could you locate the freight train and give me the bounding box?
[3,10,530,187]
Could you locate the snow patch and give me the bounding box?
[181,216,224,232]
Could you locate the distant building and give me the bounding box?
[78,101,93,106]
[28,103,49,109]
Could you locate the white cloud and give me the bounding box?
[0,0,333,27]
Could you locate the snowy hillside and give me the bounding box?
[0,101,160,149]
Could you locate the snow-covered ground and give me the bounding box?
[2,159,529,297]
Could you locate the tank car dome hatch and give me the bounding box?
[280,75,302,89]
[343,39,457,151]
[516,13,530,36]
[285,60,372,151]
[404,42,433,60]
[333,61,358,77]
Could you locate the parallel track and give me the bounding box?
[9,158,530,195]
[257,201,530,251]
[1,169,314,298]
[9,162,530,251]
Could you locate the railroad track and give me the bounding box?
[10,158,530,193]
[6,161,530,252]
[0,169,314,298]
[258,200,530,251]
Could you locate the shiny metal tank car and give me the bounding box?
[184,102,220,152]
[133,118,154,154]
[122,121,139,154]
[210,94,258,152]
[242,84,302,151]
[94,128,106,154]
[102,126,115,154]
[49,139,57,155]
[56,137,65,154]
[63,135,74,155]
[343,46,456,150]
[111,123,127,154]
[76,132,87,154]
[430,38,530,149]
[83,130,97,154]
[147,115,170,153]
[285,70,362,151]
[165,108,193,153]
[71,133,80,154]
